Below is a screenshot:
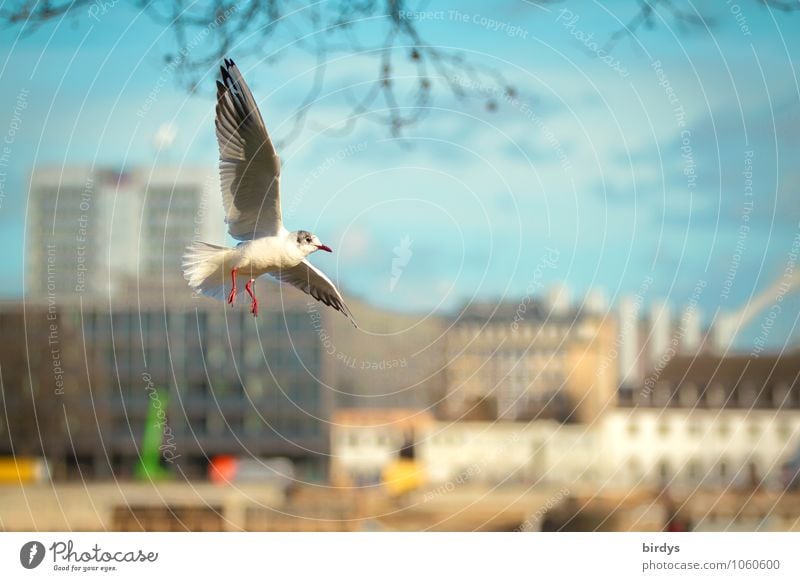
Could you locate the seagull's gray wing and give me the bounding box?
[270,260,357,327]
[216,58,282,240]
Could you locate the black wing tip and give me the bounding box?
[338,302,358,328]
[219,58,237,90]
[220,57,236,76]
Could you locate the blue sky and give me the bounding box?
[1,0,800,347]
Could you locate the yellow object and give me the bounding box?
[0,457,48,483]
[382,459,424,496]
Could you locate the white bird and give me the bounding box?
[183,58,357,326]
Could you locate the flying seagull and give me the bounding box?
[183,58,357,326]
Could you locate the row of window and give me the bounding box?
[626,418,796,440]
[643,382,799,407]
[627,457,769,484]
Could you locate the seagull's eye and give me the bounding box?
[306,237,312,243]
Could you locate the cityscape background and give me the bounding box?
[1,0,800,531]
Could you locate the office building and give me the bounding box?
[0,289,336,481]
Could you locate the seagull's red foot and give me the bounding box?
[227,267,238,305]
[245,278,258,317]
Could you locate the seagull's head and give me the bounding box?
[294,230,332,256]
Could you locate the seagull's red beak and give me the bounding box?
[316,244,333,253]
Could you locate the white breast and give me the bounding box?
[238,236,303,275]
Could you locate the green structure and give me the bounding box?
[134,388,172,481]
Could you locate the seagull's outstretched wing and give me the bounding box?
[270,260,358,327]
[216,58,282,240]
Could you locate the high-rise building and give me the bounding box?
[26,166,225,299]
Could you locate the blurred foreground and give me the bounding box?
[3,481,800,532]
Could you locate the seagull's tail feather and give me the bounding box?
[182,241,234,301]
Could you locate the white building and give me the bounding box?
[26,166,224,299]
[332,352,800,493]
[331,412,602,489]
[420,420,601,486]
[602,408,800,488]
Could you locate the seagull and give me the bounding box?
[182,58,357,326]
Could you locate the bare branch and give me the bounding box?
[1,0,797,142]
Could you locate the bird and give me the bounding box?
[182,58,357,326]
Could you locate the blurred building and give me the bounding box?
[609,352,800,489]
[323,303,446,411]
[329,409,434,486]
[648,300,671,367]
[334,350,800,495]
[330,409,600,488]
[26,166,224,299]
[0,302,87,466]
[618,295,645,389]
[420,420,599,486]
[441,301,617,423]
[617,294,709,395]
[0,291,336,481]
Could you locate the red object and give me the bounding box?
[209,455,238,484]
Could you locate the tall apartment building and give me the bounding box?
[26,166,225,299]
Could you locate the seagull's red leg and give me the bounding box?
[227,267,238,305]
[245,278,258,316]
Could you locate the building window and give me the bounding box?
[627,420,640,437]
[772,383,791,408]
[245,344,263,366]
[245,410,262,436]
[245,376,263,399]
[658,460,670,482]
[776,422,793,440]
[718,458,729,481]
[679,383,699,407]
[707,384,726,407]
[654,382,672,406]
[738,382,758,407]
[687,460,701,481]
